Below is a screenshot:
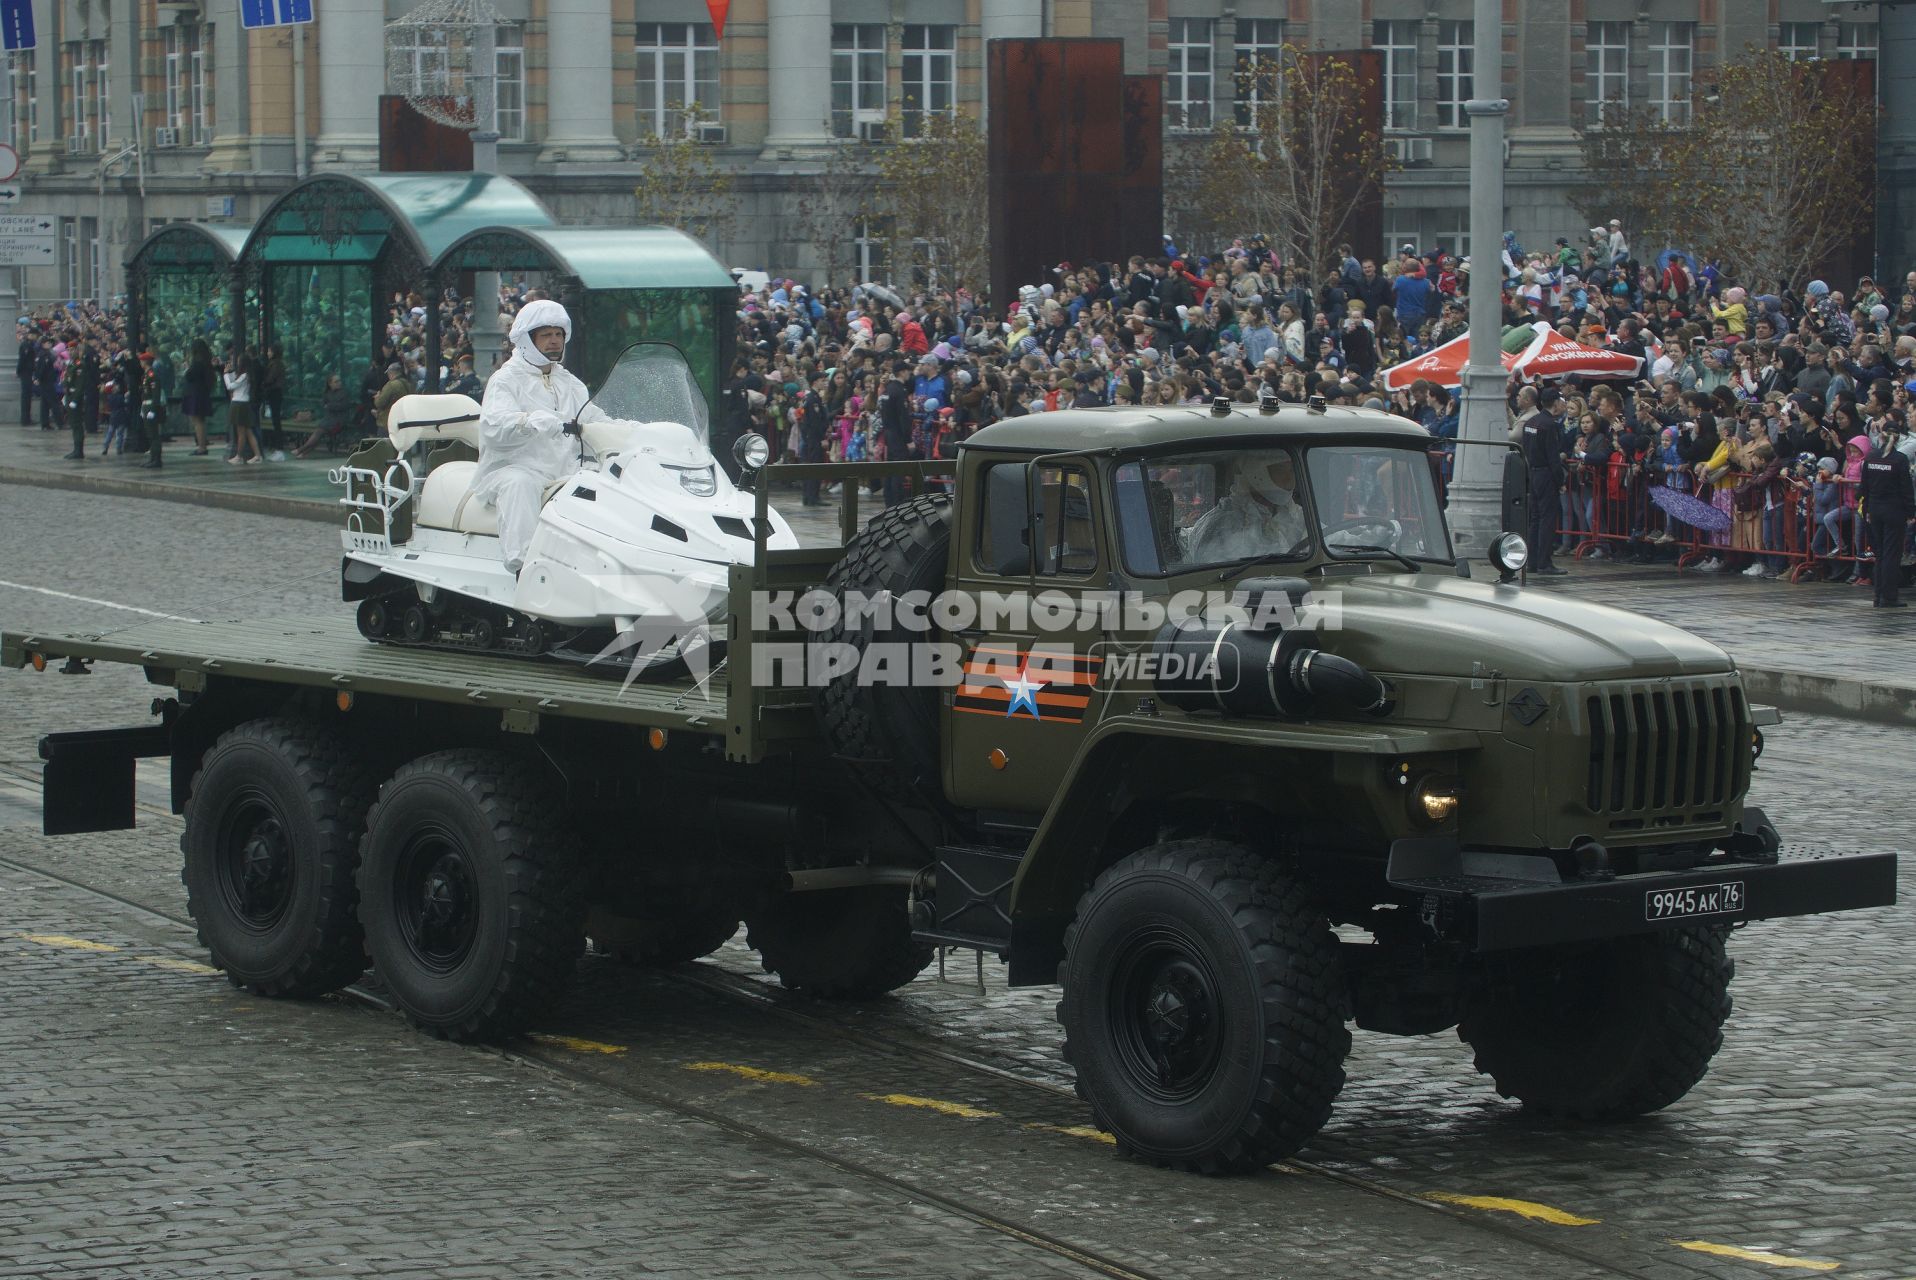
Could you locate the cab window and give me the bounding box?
[1113,450,1310,575]
[977,462,1098,577]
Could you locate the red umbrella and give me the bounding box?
[1378,330,1520,392]
[1506,321,1645,382]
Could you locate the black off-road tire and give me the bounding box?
[812,494,952,798]
[746,885,933,998]
[357,750,586,1041]
[180,719,377,997]
[1458,926,1734,1120]
[1057,840,1351,1173]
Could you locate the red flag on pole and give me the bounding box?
[705,0,729,39]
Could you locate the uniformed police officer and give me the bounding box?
[1859,418,1913,608]
[1521,385,1569,575]
[63,338,98,461]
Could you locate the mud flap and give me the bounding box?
[39,725,172,835]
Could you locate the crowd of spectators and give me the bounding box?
[721,221,1913,596]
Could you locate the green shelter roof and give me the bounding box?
[434,224,735,290]
[126,222,252,269]
[243,172,555,268]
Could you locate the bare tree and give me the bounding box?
[867,107,990,293]
[630,103,736,248]
[1572,103,1684,251]
[1665,48,1874,291]
[1261,48,1393,278]
[792,124,872,285]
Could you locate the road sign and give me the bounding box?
[0,235,56,265]
[0,213,52,236]
[0,185,20,206]
[0,0,34,52]
[0,142,19,182]
[239,0,312,29]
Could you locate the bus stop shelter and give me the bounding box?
[124,223,253,373]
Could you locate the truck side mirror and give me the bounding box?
[986,462,1033,576]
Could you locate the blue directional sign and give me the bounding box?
[1,0,36,52]
[239,0,313,30]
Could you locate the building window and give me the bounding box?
[1433,209,1469,259]
[1836,22,1878,62]
[900,25,955,139]
[92,41,108,146]
[1585,21,1628,122]
[854,217,890,284]
[1436,21,1473,130]
[635,22,719,139]
[18,51,36,145]
[193,29,211,145]
[1373,20,1417,131]
[164,28,184,136]
[1168,17,1213,131]
[1383,209,1419,261]
[1649,22,1693,125]
[494,25,523,141]
[1233,18,1284,128]
[1777,22,1820,63]
[831,23,885,138]
[66,44,87,150]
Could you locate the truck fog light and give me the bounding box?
[1489,532,1528,581]
[1412,776,1462,824]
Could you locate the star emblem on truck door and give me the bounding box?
[1002,660,1047,719]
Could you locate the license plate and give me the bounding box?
[1645,881,1745,922]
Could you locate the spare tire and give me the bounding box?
[813,493,953,799]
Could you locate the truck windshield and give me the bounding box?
[1307,444,1453,564]
[1113,443,1452,575]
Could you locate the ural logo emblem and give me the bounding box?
[1508,687,1548,726]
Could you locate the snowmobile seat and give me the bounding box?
[420,466,572,538]
[388,394,483,454]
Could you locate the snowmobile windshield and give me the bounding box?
[589,343,711,443]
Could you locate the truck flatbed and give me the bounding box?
[2,615,813,757]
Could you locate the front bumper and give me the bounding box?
[1387,837,1898,952]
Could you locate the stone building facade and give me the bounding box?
[0,0,1883,308]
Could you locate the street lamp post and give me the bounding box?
[1447,0,1510,558]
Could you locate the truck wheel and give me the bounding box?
[1057,840,1351,1173]
[1459,927,1733,1120]
[180,719,376,997]
[813,494,952,799]
[746,885,933,998]
[357,751,586,1041]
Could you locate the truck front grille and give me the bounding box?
[1582,678,1749,823]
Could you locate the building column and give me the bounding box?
[980,0,1042,126]
[312,0,384,167]
[203,10,254,172]
[761,0,831,153]
[540,0,623,163]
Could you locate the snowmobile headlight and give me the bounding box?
[666,464,717,497]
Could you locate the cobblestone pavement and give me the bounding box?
[2,486,1912,1278]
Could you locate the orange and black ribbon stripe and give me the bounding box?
[954,645,1104,723]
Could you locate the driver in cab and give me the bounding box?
[466,299,611,574]
[1185,451,1309,562]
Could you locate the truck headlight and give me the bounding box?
[1412,775,1462,824]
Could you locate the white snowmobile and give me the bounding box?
[333,342,794,677]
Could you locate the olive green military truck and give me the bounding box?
[4,396,1896,1174]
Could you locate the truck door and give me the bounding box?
[944,456,1108,813]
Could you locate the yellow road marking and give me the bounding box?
[1023,1122,1116,1145]
[139,956,219,975]
[684,1061,818,1087]
[1672,1241,1840,1271]
[861,1092,999,1119]
[18,933,120,953]
[525,1033,628,1055]
[1425,1193,1600,1227]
